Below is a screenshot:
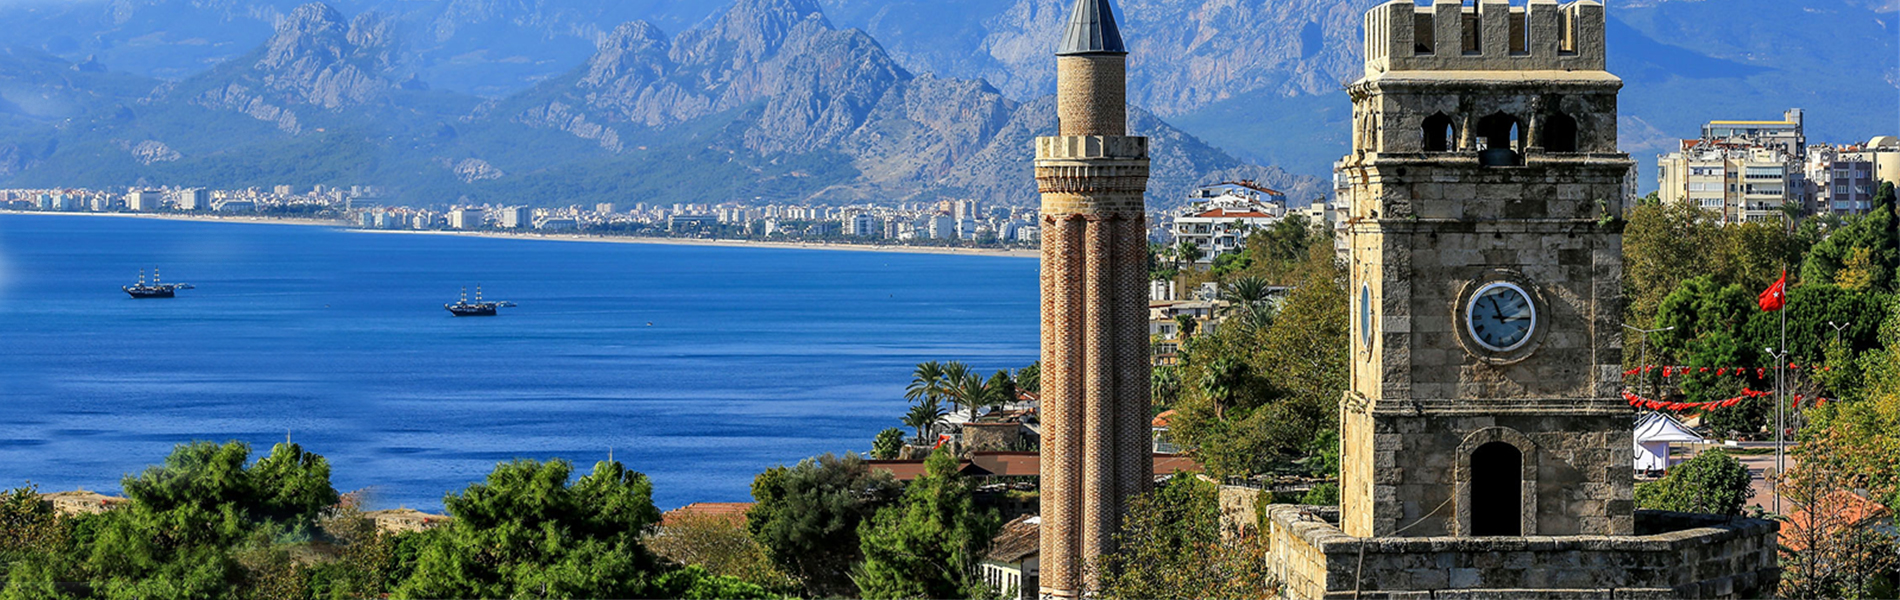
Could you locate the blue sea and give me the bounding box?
[0,214,1038,510]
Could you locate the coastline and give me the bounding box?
[1,210,1040,259]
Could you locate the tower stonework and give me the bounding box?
[1035,0,1151,598]
[1340,0,1632,541]
[1257,2,1779,598]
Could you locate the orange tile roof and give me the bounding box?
[1152,409,1177,428]
[662,502,754,527]
[1783,490,1892,551]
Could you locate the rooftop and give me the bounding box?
[987,514,1041,563]
[661,502,755,527]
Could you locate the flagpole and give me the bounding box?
[1775,267,1787,516]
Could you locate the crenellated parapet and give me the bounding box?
[1035,135,1149,216]
[1364,0,1605,76]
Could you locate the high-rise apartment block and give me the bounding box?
[1702,109,1805,161]
[1034,0,1151,597]
[1806,137,1900,215]
[1656,142,1792,224]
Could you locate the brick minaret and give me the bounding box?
[1034,0,1151,597]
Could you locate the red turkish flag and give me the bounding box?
[1758,271,1787,312]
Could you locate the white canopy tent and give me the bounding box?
[1633,412,1704,472]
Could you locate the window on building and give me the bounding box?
[1476,112,1522,153]
[1461,8,1482,54]
[1422,113,1456,152]
[1509,12,1528,55]
[1543,112,1578,152]
[1414,13,1435,55]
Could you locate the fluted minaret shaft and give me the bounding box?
[1036,1,1149,595]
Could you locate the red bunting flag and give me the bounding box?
[1757,368,1767,379]
[1717,368,1727,376]
[1817,398,1828,407]
[1758,271,1787,312]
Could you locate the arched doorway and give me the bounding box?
[1469,441,1522,536]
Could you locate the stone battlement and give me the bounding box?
[1263,505,1780,599]
[1364,0,1606,76]
[1035,135,1149,162]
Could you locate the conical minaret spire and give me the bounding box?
[1036,0,1150,596]
[1056,0,1126,56]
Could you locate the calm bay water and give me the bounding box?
[0,214,1038,510]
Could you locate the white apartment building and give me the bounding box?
[1168,183,1288,262]
[447,208,485,230]
[1806,137,1900,215]
[125,189,163,212]
[1657,142,1792,224]
[843,212,879,237]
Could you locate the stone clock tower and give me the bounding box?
[1257,3,1780,596]
[1338,0,1634,539]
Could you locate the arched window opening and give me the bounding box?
[1476,112,1522,166]
[1470,441,1523,536]
[1544,112,1578,153]
[1421,113,1456,152]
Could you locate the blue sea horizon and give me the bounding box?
[0,213,1038,511]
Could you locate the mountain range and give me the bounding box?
[0,0,1893,206]
[0,0,1321,208]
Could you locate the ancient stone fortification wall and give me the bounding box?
[1264,505,1779,600]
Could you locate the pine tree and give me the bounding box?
[855,448,998,600]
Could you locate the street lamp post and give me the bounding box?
[1623,324,1676,403]
[1827,321,1852,346]
[1765,346,1789,515]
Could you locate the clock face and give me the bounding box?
[1360,284,1374,351]
[1466,282,1536,352]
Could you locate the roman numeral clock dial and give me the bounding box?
[1466,282,1536,352]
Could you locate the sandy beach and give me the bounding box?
[3,210,1040,259]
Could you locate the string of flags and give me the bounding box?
[1622,389,1830,413]
[1621,364,1835,379]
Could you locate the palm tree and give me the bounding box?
[940,361,973,420]
[905,361,946,406]
[1221,275,1274,311]
[1015,361,1040,394]
[902,399,948,445]
[951,372,993,422]
[1174,313,1199,340]
[1176,240,1204,268]
[1198,357,1248,420]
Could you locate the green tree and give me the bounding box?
[855,449,998,599]
[1169,243,1347,478]
[1802,182,1897,292]
[903,399,948,446]
[1633,451,1753,516]
[1015,361,1039,395]
[1097,476,1276,600]
[871,428,906,460]
[393,458,719,599]
[940,362,975,422]
[949,371,991,422]
[2,441,340,600]
[985,370,1017,414]
[1173,313,1198,340]
[905,361,947,407]
[1175,240,1203,268]
[747,453,903,598]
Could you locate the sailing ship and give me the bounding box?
[123,268,194,299]
[446,286,515,317]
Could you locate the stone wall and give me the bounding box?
[1263,505,1780,600]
